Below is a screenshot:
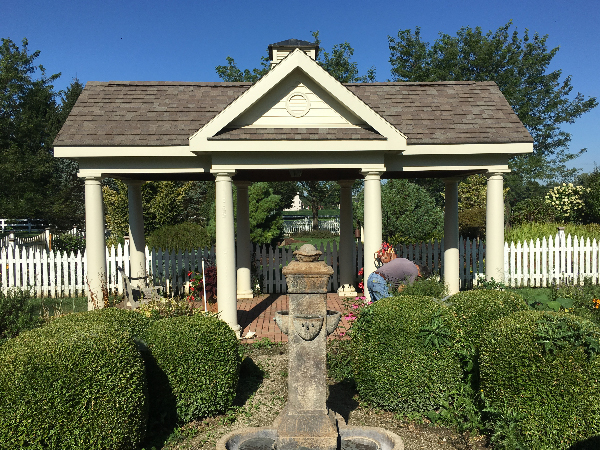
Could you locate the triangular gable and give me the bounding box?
[189,49,406,152]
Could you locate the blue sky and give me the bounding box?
[2,0,598,174]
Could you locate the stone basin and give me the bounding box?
[217,424,404,450]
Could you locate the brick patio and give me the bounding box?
[237,293,352,342]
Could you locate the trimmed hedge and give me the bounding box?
[141,313,241,424]
[480,310,600,449]
[351,295,462,413]
[147,221,212,251]
[0,318,148,449]
[448,290,528,349]
[48,307,154,338]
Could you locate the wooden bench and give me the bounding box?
[117,266,163,309]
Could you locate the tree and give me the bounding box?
[355,179,443,244]
[388,22,597,186]
[578,168,600,224]
[298,181,340,230]
[216,31,375,84]
[248,182,285,246]
[0,38,85,229]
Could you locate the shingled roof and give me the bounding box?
[53,80,532,147]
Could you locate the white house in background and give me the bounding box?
[53,39,533,337]
[284,193,304,212]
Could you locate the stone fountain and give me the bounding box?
[217,244,404,450]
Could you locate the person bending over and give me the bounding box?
[367,245,425,302]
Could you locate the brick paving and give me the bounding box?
[237,293,352,342]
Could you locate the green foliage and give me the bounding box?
[312,31,376,82]
[448,290,528,349]
[0,289,43,340]
[510,196,555,225]
[578,168,600,224]
[480,310,600,449]
[395,276,448,299]
[351,295,461,413]
[556,279,600,325]
[505,222,600,243]
[102,180,193,242]
[147,222,213,251]
[0,315,148,449]
[50,307,154,338]
[523,286,574,312]
[357,179,443,244]
[141,314,241,424]
[52,232,86,254]
[459,207,486,239]
[248,182,285,246]
[389,22,598,184]
[298,181,340,231]
[215,55,270,82]
[290,229,335,239]
[0,38,84,227]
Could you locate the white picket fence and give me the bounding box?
[1,233,599,297]
[283,217,340,235]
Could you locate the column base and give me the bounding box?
[237,289,254,299]
[337,284,358,298]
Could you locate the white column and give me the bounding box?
[214,172,240,336]
[444,178,460,295]
[337,180,357,297]
[362,171,383,301]
[235,181,253,299]
[126,180,146,289]
[486,172,505,282]
[85,177,107,310]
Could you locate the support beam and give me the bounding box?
[362,171,383,301]
[126,180,146,289]
[337,180,357,297]
[444,178,460,295]
[486,172,505,282]
[235,181,253,299]
[214,172,241,336]
[85,177,107,309]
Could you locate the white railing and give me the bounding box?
[0,219,47,233]
[283,218,340,235]
[1,233,599,297]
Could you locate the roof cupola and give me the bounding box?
[268,39,319,67]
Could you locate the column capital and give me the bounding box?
[361,170,385,180]
[486,171,505,180]
[210,170,237,178]
[233,180,251,189]
[442,176,463,184]
[337,179,355,188]
[84,176,103,183]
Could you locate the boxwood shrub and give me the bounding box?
[448,289,528,349]
[48,307,154,338]
[141,313,241,424]
[480,310,600,449]
[0,318,148,449]
[350,295,462,413]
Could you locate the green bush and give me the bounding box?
[351,295,461,413]
[480,310,600,449]
[52,233,86,254]
[459,207,486,239]
[49,307,154,338]
[447,290,528,349]
[291,229,335,239]
[0,288,43,341]
[141,314,241,424]
[147,221,213,251]
[0,318,148,449]
[557,279,600,325]
[395,276,448,299]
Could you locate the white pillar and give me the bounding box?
[337,180,357,297]
[85,177,107,310]
[486,172,505,282]
[362,171,383,301]
[214,172,240,336]
[235,181,253,299]
[126,180,146,289]
[444,178,460,295]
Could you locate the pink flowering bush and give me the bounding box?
[186,266,217,304]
